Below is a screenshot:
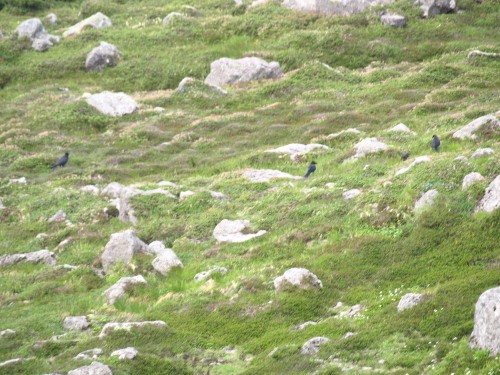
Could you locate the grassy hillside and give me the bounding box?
[0,0,499,374]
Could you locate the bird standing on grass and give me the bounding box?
[304,161,317,178]
[51,152,69,170]
[431,135,441,151]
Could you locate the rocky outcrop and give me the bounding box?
[301,337,330,355]
[68,362,112,375]
[101,230,148,272]
[149,241,183,276]
[274,268,323,291]
[85,91,138,117]
[414,190,439,211]
[99,321,166,338]
[462,172,485,191]
[15,18,60,52]
[397,293,427,311]
[103,275,147,304]
[470,286,500,355]
[213,219,266,243]
[111,347,138,360]
[475,175,500,213]
[0,250,56,267]
[63,316,90,331]
[243,169,302,182]
[86,42,121,71]
[205,57,282,87]
[63,12,112,38]
[413,0,456,17]
[380,14,407,28]
[266,143,330,161]
[452,114,499,140]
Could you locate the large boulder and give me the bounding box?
[63,316,90,331]
[99,321,166,338]
[453,114,500,140]
[86,42,121,71]
[475,175,500,213]
[204,57,282,87]
[103,275,147,304]
[243,169,302,183]
[397,293,427,311]
[414,189,439,212]
[63,12,112,38]
[413,0,456,17]
[0,250,56,267]
[68,362,112,375]
[301,337,330,355]
[15,18,60,52]
[85,91,138,117]
[274,268,323,291]
[149,241,183,275]
[462,172,485,191]
[266,143,330,161]
[213,219,267,243]
[100,230,148,272]
[470,286,500,355]
[283,0,393,16]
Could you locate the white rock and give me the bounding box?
[213,219,266,243]
[111,347,138,360]
[346,138,389,162]
[454,156,468,162]
[103,275,147,304]
[470,286,500,355]
[0,358,24,367]
[452,114,499,140]
[342,189,362,200]
[283,0,394,16]
[325,128,361,139]
[45,13,58,25]
[99,321,166,338]
[68,361,112,375]
[151,244,183,276]
[274,268,323,291]
[179,191,195,200]
[388,123,415,134]
[162,12,187,25]
[14,18,60,51]
[10,177,27,184]
[194,266,228,281]
[468,50,500,60]
[339,304,364,318]
[294,321,317,330]
[395,156,431,176]
[0,329,16,336]
[266,143,330,160]
[101,230,148,272]
[209,191,227,200]
[63,316,90,331]
[343,332,356,339]
[414,189,439,211]
[381,14,407,27]
[75,348,103,360]
[243,169,302,183]
[397,293,427,311]
[471,148,494,159]
[81,185,100,195]
[158,181,179,188]
[475,175,500,213]
[63,12,112,38]
[86,91,138,117]
[0,250,56,267]
[86,41,121,71]
[48,210,66,223]
[300,337,330,355]
[413,0,456,17]
[36,233,48,240]
[462,172,485,191]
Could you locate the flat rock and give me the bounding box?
[413,0,456,17]
[300,337,330,355]
[103,275,147,304]
[395,156,431,176]
[81,185,100,195]
[283,0,394,16]
[213,219,266,243]
[342,189,362,200]
[462,172,485,191]
[110,347,138,360]
[266,143,329,160]
[10,177,27,184]
[470,286,500,355]
[86,91,138,117]
[397,293,427,311]
[205,57,282,87]
[75,348,103,360]
[471,148,494,159]
[176,77,227,95]
[63,316,90,331]
[452,114,499,140]
[162,12,187,25]
[179,191,196,200]
[381,14,407,27]
[414,189,439,211]
[294,321,317,331]
[0,250,56,267]
[467,50,500,60]
[346,138,388,162]
[86,42,121,71]
[325,128,361,140]
[63,12,112,38]
[475,175,500,213]
[48,210,67,223]
[243,169,302,183]
[0,358,24,367]
[68,361,112,375]
[149,242,183,276]
[0,329,16,336]
[274,268,323,291]
[99,321,166,338]
[194,266,228,281]
[339,304,364,318]
[101,230,148,273]
[388,123,414,133]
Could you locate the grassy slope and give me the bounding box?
[0,0,499,374]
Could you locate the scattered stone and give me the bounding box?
[346,138,389,162]
[48,210,67,223]
[0,250,56,267]
[36,233,48,240]
[414,189,439,211]
[81,185,100,195]
[395,155,431,176]
[0,329,16,336]
[413,0,456,17]
[470,286,500,355]
[475,175,500,213]
[68,361,112,375]
[99,321,166,338]
[301,337,330,355]
[75,348,103,360]
[204,57,282,87]
[381,14,407,28]
[294,321,317,331]
[194,266,228,281]
[462,172,485,191]
[103,275,147,304]
[63,316,90,331]
[0,358,24,367]
[149,242,183,276]
[101,230,148,273]
[342,189,362,200]
[162,12,187,25]
[176,77,227,95]
[283,0,394,16]
[467,50,500,60]
[179,191,196,200]
[266,143,330,161]
[397,293,427,311]
[86,91,138,117]
[45,13,58,25]
[213,219,267,243]
[14,18,60,52]
[63,12,112,38]
[388,123,414,134]
[86,42,121,71]
[111,347,138,360]
[325,128,361,140]
[274,268,323,291]
[10,177,27,184]
[452,114,499,140]
[343,332,356,339]
[243,169,302,183]
[471,148,494,159]
[158,181,179,188]
[209,191,227,200]
[339,304,364,318]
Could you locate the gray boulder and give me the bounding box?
[48,210,67,223]
[0,30,3,39]
[283,0,394,16]
[301,337,330,355]
[63,12,112,38]
[470,286,500,355]
[110,347,138,360]
[462,172,485,191]
[86,91,138,117]
[265,143,330,161]
[388,123,415,133]
[86,42,121,71]
[75,348,103,360]
[204,57,282,87]
[414,189,439,212]
[413,0,456,17]
[45,13,58,25]
[101,230,148,272]
[397,293,426,311]
[274,268,323,291]
[63,316,90,331]
[453,114,499,140]
[81,185,100,195]
[213,219,267,243]
[0,250,56,267]
[15,18,60,52]
[471,148,494,159]
[68,362,112,375]
[99,321,166,338]
[162,12,187,25]
[467,50,500,60]
[475,175,500,213]
[103,275,147,304]
[381,14,407,27]
[243,168,302,183]
[0,329,16,336]
[149,242,183,276]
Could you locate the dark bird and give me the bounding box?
[51,152,69,170]
[402,151,410,161]
[304,161,317,178]
[431,135,440,152]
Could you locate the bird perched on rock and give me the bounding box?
[402,152,410,161]
[431,135,440,151]
[304,161,317,178]
[51,152,69,170]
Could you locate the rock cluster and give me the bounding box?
[15,18,60,52]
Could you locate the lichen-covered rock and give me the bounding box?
[462,172,485,191]
[213,219,266,243]
[274,268,323,291]
[414,189,439,211]
[67,361,112,375]
[300,337,330,355]
[101,230,148,272]
[86,42,121,71]
[63,316,90,331]
[470,286,500,355]
[397,293,427,311]
[103,275,147,304]
[243,169,302,183]
[381,14,407,28]
[475,175,500,213]
[452,114,499,140]
[0,250,56,267]
[205,57,282,87]
[63,12,112,38]
[99,321,166,338]
[110,347,138,360]
[86,91,138,117]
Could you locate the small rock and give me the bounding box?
[10,177,27,184]
[99,321,166,338]
[80,185,100,195]
[301,337,330,355]
[469,286,500,355]
[209,191,227,200]
[103,275,147,304]
[0,250,56,267]
[176,77,227,95]
[325,128,361,140]
[0,329,16,336]
[162,12,187,25]
[15,18,60,52]
[342,189,362,200]
[454,156,468,162]
[467,50,500,60]
[462,172,485,191]
[381,14,407,28]
[471,148,494,159]
[75,348,103,360]
[194,266,228,281]
[150,243,183,276]
[45,13,58,25]
[413,0,456,17]
[397,293,427,311]
[213,219,266,243]
[63,12,112,38]
[274,268,323,291]
[266,143,330,160]
[67,361,112,375]
[179,191,195,200]
[475,175,500,213]
[294,321,317,330]
[243,169,302,183]
[63,316,90,331]
[48,210,67,223]
[414,189,439,211]
[86,42,121,71]
[388,123,415,133]
[346,138,389,162]
[111,347,138,360]
[0,358,24,367]
[158,181,179,188]
[101,230,148,272]
[343,332,356,339]
[339,304,363,318]
[36,233,50,241]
